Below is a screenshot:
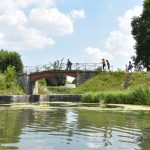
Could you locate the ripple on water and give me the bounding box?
[0,106,150,150]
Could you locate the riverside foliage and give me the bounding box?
[0,49,23,73]
[0,66,24,95]
[81,88,150,105]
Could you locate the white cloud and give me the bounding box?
[84,47,113,62]
[70,9,85,20]
[105,30,135,58]
[0,10,27,26]
[23,28,55,49]
[15,0,55,8]
[28,8,74,35]
[0,0,84,50]
[118,6,142,33]
[84,6,142,69]
[0,32,4,44]
[105,6,143,59]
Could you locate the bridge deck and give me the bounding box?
[24,63,102,74]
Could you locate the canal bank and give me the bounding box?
[0,94,82,104]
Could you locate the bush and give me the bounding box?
[0,66,25,95]
[0,49,23,73]
[81,88,150,105]
[81,93,93,103]
[0,74,6,90]
[131,88,150,105]
[39,79,47,86]
[104,92,133,104]
[47,86,73,94]
[4,66,16,88]
[81,93,104,103]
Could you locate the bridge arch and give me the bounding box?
[29,71,78,82]
[18,63,101,95]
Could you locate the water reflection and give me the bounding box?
[0,105,150,150]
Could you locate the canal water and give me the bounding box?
[0,103,150,150]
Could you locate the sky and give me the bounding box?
[0,0,144,70]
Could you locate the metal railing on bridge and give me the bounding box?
[24,63,102,74]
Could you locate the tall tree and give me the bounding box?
[131,0,150,70]
[0,49,23,73]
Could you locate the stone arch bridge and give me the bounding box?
[18,63,102,95]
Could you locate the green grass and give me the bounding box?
[81,88,150,105]
[39,86,73,94]
[72,72,150,94]
[72,72,150,105]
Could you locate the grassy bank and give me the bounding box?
[81,88,150,105]
[72,72,150,93]
[38,72,150,105]
[74,72,150,105]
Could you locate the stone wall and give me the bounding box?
[0,94,82,104]
[17,74,38,95]
[76,72,96,86]
[17,74,30,94]
[47,94,82,102]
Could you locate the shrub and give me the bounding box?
[0,49,23,73]
[0,66,25,95]
[81,93,94,103]
[131,88,150,105]
[0,74,6,90]
[81,93,104,103]
[39,79,47,86]
[47,86,73,94]
[4,66,16,88]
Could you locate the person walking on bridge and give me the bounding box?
[66,59,72,70]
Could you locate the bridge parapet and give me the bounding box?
[24,63,102,74]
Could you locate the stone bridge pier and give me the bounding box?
[17,74,38,95]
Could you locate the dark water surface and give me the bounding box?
[0,104,150,150]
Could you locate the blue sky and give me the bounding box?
[0,0,143,70]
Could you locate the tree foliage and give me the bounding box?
[4,66,17,88]
[0,49,23,73]
[131,0,150,70]
[0,66,25,95]
[46,58,66,86]
[49,58,64,70]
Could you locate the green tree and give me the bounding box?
[4,66,17,88]
[0,49,23,73]
[131,0,150,70]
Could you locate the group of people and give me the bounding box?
[66,58,111,71]
[66,58,144,72]
[125,61,144,72]
[101,58,111,71]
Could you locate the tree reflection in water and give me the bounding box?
[0,106,150,150]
